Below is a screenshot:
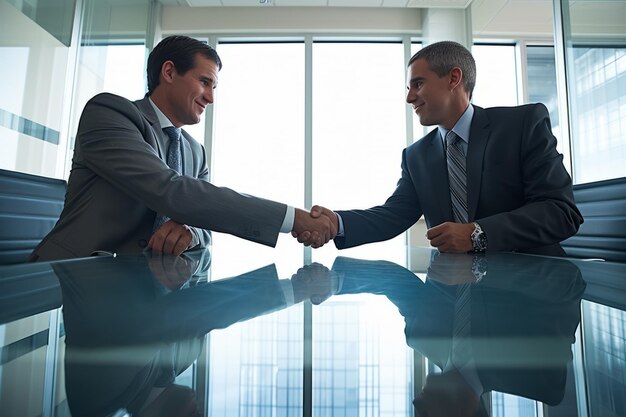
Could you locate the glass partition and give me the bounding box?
[4,0,76,46]
[0,0,75,177]
[67,0,151,175]
[561,0,626,184]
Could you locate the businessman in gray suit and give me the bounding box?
[297,41,582,256]
[31,36,335,261]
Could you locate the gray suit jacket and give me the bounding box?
[335,104,583,256]
[32,93,286,260]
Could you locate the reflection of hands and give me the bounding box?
[149,220,197,256]
[290,262,338,305]
[426,222,474,253]
[291,207,337,248]
[292,205,339,248]
[426,252,476,285]
[148,253,196,290]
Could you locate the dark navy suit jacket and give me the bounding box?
[335,104,583,256]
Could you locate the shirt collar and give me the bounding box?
[148,97,175,129]
[438,104,474,144]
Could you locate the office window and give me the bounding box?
[211,42,305,275]
[410,42,429,142]
[472,44,519,108]
[569,47,626,184]
[312,42,408,264]
[75,44,146,100]
[526,45,569,171]
[560,0,626,184]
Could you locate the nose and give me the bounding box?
[204,88,214,104]
[405,88,415,104]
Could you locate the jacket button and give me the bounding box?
[139,239,148,248]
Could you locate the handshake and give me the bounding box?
[291,205,337,248]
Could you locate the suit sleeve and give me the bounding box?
[334,148,422,249]
[75,94,287,247]
[478,104,583,252]
[188,145,212,250]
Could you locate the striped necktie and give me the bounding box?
[163,126,182,175]
[451,282,473,368]
[153,127,182,232]
[446,130,468,223]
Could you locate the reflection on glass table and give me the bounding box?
[1,246,625,417]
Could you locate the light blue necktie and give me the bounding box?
[446,130,468,224]
[153,127,182,232]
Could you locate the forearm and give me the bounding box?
[479,199,581,252]
[335,206,419,249]
[77,96,286,246]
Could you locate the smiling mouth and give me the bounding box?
[413,104,424,112]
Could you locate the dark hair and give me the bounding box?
[146,35,222,96]
[408,40,476,97]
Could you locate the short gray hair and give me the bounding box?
[408,41,476,97]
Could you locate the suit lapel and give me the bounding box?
[466,106,490,222]
[424,129,454,222]
[134,97,167,160]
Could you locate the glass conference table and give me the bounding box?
[1,245,625,417]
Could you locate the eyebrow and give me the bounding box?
[409,76,425,85]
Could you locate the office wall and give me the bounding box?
[0,0,72,178]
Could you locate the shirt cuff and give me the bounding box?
[280,206,295,233]
[278,279,295,306]
[188,227,200,249]
[336,212,345,237]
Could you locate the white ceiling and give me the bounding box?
[160,0,473,6]
[156,0,625,38]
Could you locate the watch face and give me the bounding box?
[471,226,487,251]
[476,235,487,251]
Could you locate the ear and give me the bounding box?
[160,60,177,85]
[448,67,463,91]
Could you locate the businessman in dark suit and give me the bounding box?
[329,251,585,416]
[297,41,582,256]
[30,36,335,261]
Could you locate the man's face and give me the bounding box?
[166,54,218,127]
[405,58,456,128]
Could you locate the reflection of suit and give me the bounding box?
[54,255,289,417]
[332,252,585,406]
[334,104,582,256]
[32,93,286,261]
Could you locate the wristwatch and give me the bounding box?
[470,222,487,252]
[471,254,488,282]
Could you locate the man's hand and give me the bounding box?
[426,222,474,253]
[149,220,196,256]
[147,253,196,290]
[292,205,338,248]
[291,207,337,248]
[426,252,476,285]
[290,262,337,305]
